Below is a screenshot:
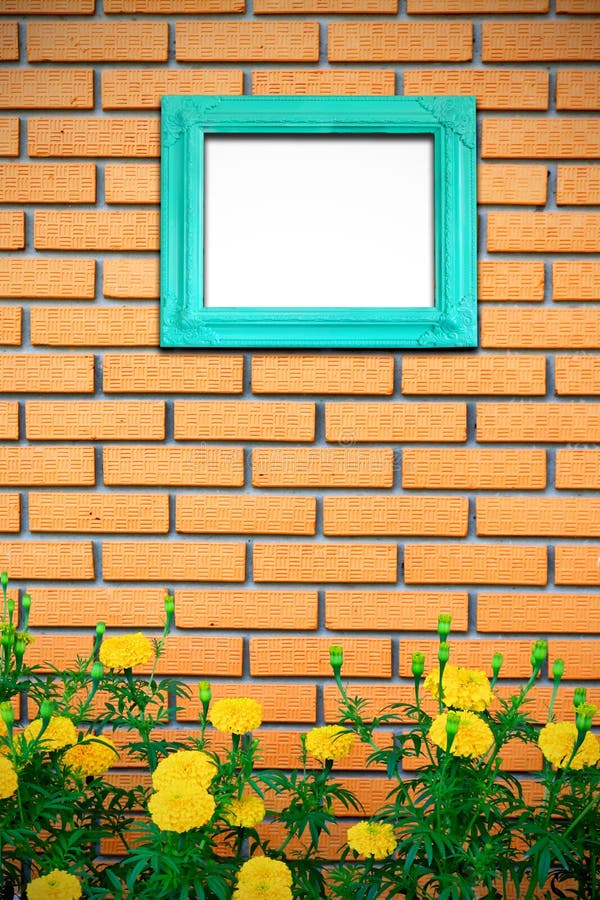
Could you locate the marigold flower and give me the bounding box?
[27,870,82,900]
[209,697,263,735]
[538,721,600,770]
[225,793,266,828]
[98,632,152,670]
[0,715,8,752]
[233,856,293,900]
[24,716,77,751]
[148,783,215,833]
[152,749,216,792]
[347,821,396,860]
[424,664,494,712]
[304,725,354,763]
[0,756,17,799]
[429,711,494,758]
[62,735,119,777]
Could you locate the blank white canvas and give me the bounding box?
[203,134,434,309]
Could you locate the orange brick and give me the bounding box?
[408,0,547,8]
[177,683,316,723]
[557,70,600,111]
[0,259,95,300]
[553,261,600,300]
[555,545,600,586]
[557,165,600,205]
[252,354,393,395]
[102,69,242,110]
[0,494,19,532]
[253,69,395,95]
[399,638,535,678]
[478,165,547,205]
[103,353,243,394]
[102,541,245,582]
[103,258,159,298]
[0,210,23,248]
[324,684,437,722]
[482,21,600,61]
[477,497,600,537]
[326,402,466,442]
[402,448,546,490]
[0,541,93,580]
[254,543,397,583]
[404,70,548,111]
[26,401,164,441]
[175,589,318,629]
[0,23,18,60]
[556,355,600,394]
[481,308,600,349]
[557,0,600,8]
[35,210,159,251]
[174,401,315,441]
[250,637,391,677]
[0,163,95,203]
[256,0,395,11]
[28,22,167,62]
[328,22,471,61]
[29,118,159,158]
[0,403,18,439]
[478,593,600,634]
[402,354,545,395]
[488,212,600,253]
[556,449,600,489]
[29,493,169,534]
[30,307,159,347]
[0,118,18,156]
[0,70,92,109]
[250,729,390,771]
[0,355,93,393]
[0,447,95,486]
[325,590,468,631]
[0,307,21,345]
[104,164,159,204]
[176,22,319,61]
[482,118,600,159]
[477,402,600,442]
[103,446,244,487]
[176,495,316,535]
[404,544,547,586]
[548,640,600,680]
[478,260,544,302]
[0,0,93,10]
[28,588,168,628]
[105,0,242,9]
[253,448,394,488]
[323,496,468,536]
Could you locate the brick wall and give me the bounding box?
[1,0,600,795]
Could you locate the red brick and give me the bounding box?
[253,448,394,488]
[175,589,318,630]
[0,541,94,580]
[253,70,395,95]
[325,591,468,631]
[404,544,547,586]
[478,593,600,634]
[103,446,244,487]
[402,448,546,490]
[29,493,169,534]
[0,70,92,109]
[0,119,19,157]
[29,118,159,158]
[176,22,319,61]
[477,497,600,537]
[482,21,600,61]
[104,353,243,393]
[477,402,600,442]
[102,69,242,110]
[254,543,398,583]
[404,70,548,111]
[479,261,545,303]
[26,401,164,441]
[0,355,93,393]
[28,588,168,628]
[557,166,600,205]
[177,494,316,535]
[556,449,600,489]
[329,22,471,61]
[553,261,600,300]
[402,354,545,395]
[482,118,600,159]
[28,21,168,62]
[323,496,468,536]
[103,541,245,582]
[0,403,18,440]
[326,402,466,442]
[0,308,21,345]
[252,354,393,394]
[175,401,315,441]
[0,447,95,486]
[35,210,159,251]
[555,546,600,586]
[250,637,391,677]
[0,211,23,248]
[0,259,95,299]
[30,307,159,347]
[481,308,600,349]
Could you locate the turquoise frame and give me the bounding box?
[161,95,477,348]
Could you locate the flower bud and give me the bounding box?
[0,631,11,650]
[199,681,211,704]
[575,703,596,734]
[574,687,587,709]
[491,652,503,679]
[0,702,14,727]
[411,652,425,679]
[552,658,565,682]
[7,598,14,617]
[13,637,26,659]
[437,614,452,640]
[438,641,450,665]
[22,594,30,611]
[96,621,106,637]
[445,711,461,749]
[164,594,175,616]
[39,699,53,721]
[1,572,8,589]
[91,661,104,683]
[329,645,343,671]
[530,640,547,669]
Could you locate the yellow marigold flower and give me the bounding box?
[148,783,215,833]
[0,717,8,755]
[305,725,354,763]
[209,697,263,735]
[429,711,494,758]
[98,631,152,670]
[27,869,82,900]
[233,856,293,900]
[62,735,119,777]
[538,721,600,770]
[152,749,216,791]
[0,756,17,799]
[347,821,396,860]
[24,716,77,752]
[424,665,494,712]
[225,793,266,828]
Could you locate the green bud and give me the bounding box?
[530,640,547,669]
[39,699,53,721]
[329,645,343,671]
[164,594,175,616]
[438,641,450,665]
[491,652,503,678]
[14,637,26,658]
[445,711,461,741]
[21,594,30,610]
[7,598,14,616]
[411,652,425,679]
[199,681,211,704]
[1,572,8,589]
[0,702,14,727]
[552,658,565,682]
[575,703,596,734]
[0,631,11,649]
[574,687,587,709]
[91,661,104,682]
[437,614,452,640]
[96,621,106,637]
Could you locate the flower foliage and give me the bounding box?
[0,756,17,799]
[24,716,77,751]
[98,631,152,670]
[304,725,355,762]
[209,697,263,734]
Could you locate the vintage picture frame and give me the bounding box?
[160,95,477,348]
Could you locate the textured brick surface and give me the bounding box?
[106,0,242,8]
[548,640,600,680]
[35,210,159,251]
[26,401,164,441]
[323,496,468,536]
[0,403,19,440]
[103,258,159,298]
[481,308,600,349]
[488,212,600,253]
[557,166,600,205]
[103,541,245,582]
[409,0,547,8]
[253,448,394,487]
[0,23,18,59]
[27,588,168,628]
[329,23,471,61]
[0,211,24,249]
[0,259,95,299]
[326,402,466,442]
[256,0,395,11]
[325,591,468,631]
[104,164,159,204]
[0,355,94,393]
[0,0,93,10]
[254,543,398,583]
[482,22,600,61]
[399,639,535,678]
[250,637,391,677]
[478,593,600,634]
[478,165,547,206]
[404,545,547,586]
[0,541,94,580]
[30,493,169,534]
[557,70,600,110]
[482,118,600,159]
[29,118,159,158]
[103,446,244,486]
[253,70,395,95]
[30,307,159,347]
[477,497,600,537]
[102,69,242,109]
[402,355,545,395]
[478,261,544,302]
[252,354,393,394]
[0,447,95,486]
[175,401,315,441]
[0,495,20,533]
[477,403,600,442]
[402,449,546,490]
[404,70,548,110]
[0,70,93,109]
[176,22,319,61]
[177,495,316,534]
[175,590,318,630]
[555,356,600,394]
[104,354,243,393]
[0,119,19,157]
[28,22,168,62]
[0,308,21,345]
[555,546,600,586]
[553,261,600,300]
[556,450,600,489]
[0,164,95,204]
[179,684,316,724]
[557,0,600,8]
